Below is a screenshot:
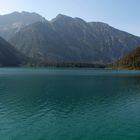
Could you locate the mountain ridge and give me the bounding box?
[0,11,46,40]
[9,13,140,64]
[0,11,140,66]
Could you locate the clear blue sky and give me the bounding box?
[0,0,140,36]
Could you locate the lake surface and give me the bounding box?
[0,68,140,140]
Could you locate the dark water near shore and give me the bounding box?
[0,68,140,140]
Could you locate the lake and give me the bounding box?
[0,68,140,140]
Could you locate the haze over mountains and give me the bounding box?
[0,11,45,40]
[0,11,140,66]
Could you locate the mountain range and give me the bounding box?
[0,11,140,67]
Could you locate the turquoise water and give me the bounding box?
[0,68,140,140]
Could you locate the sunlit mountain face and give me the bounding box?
[0,11,45,40]
[114,47,140,69]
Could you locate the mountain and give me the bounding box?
[9,14,140,65]
[0,11,45,40]
[0,37,23,66]
[113,47,140,70]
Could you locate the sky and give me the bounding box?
[0,0,140,36]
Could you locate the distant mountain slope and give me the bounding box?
[9,14,140,64]
[113,47,140,69]
[0,11,45,40]
[0,37,23,66]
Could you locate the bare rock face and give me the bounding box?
[9,14,140,65]
[0,11,45,40]
[0,12,139,66]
